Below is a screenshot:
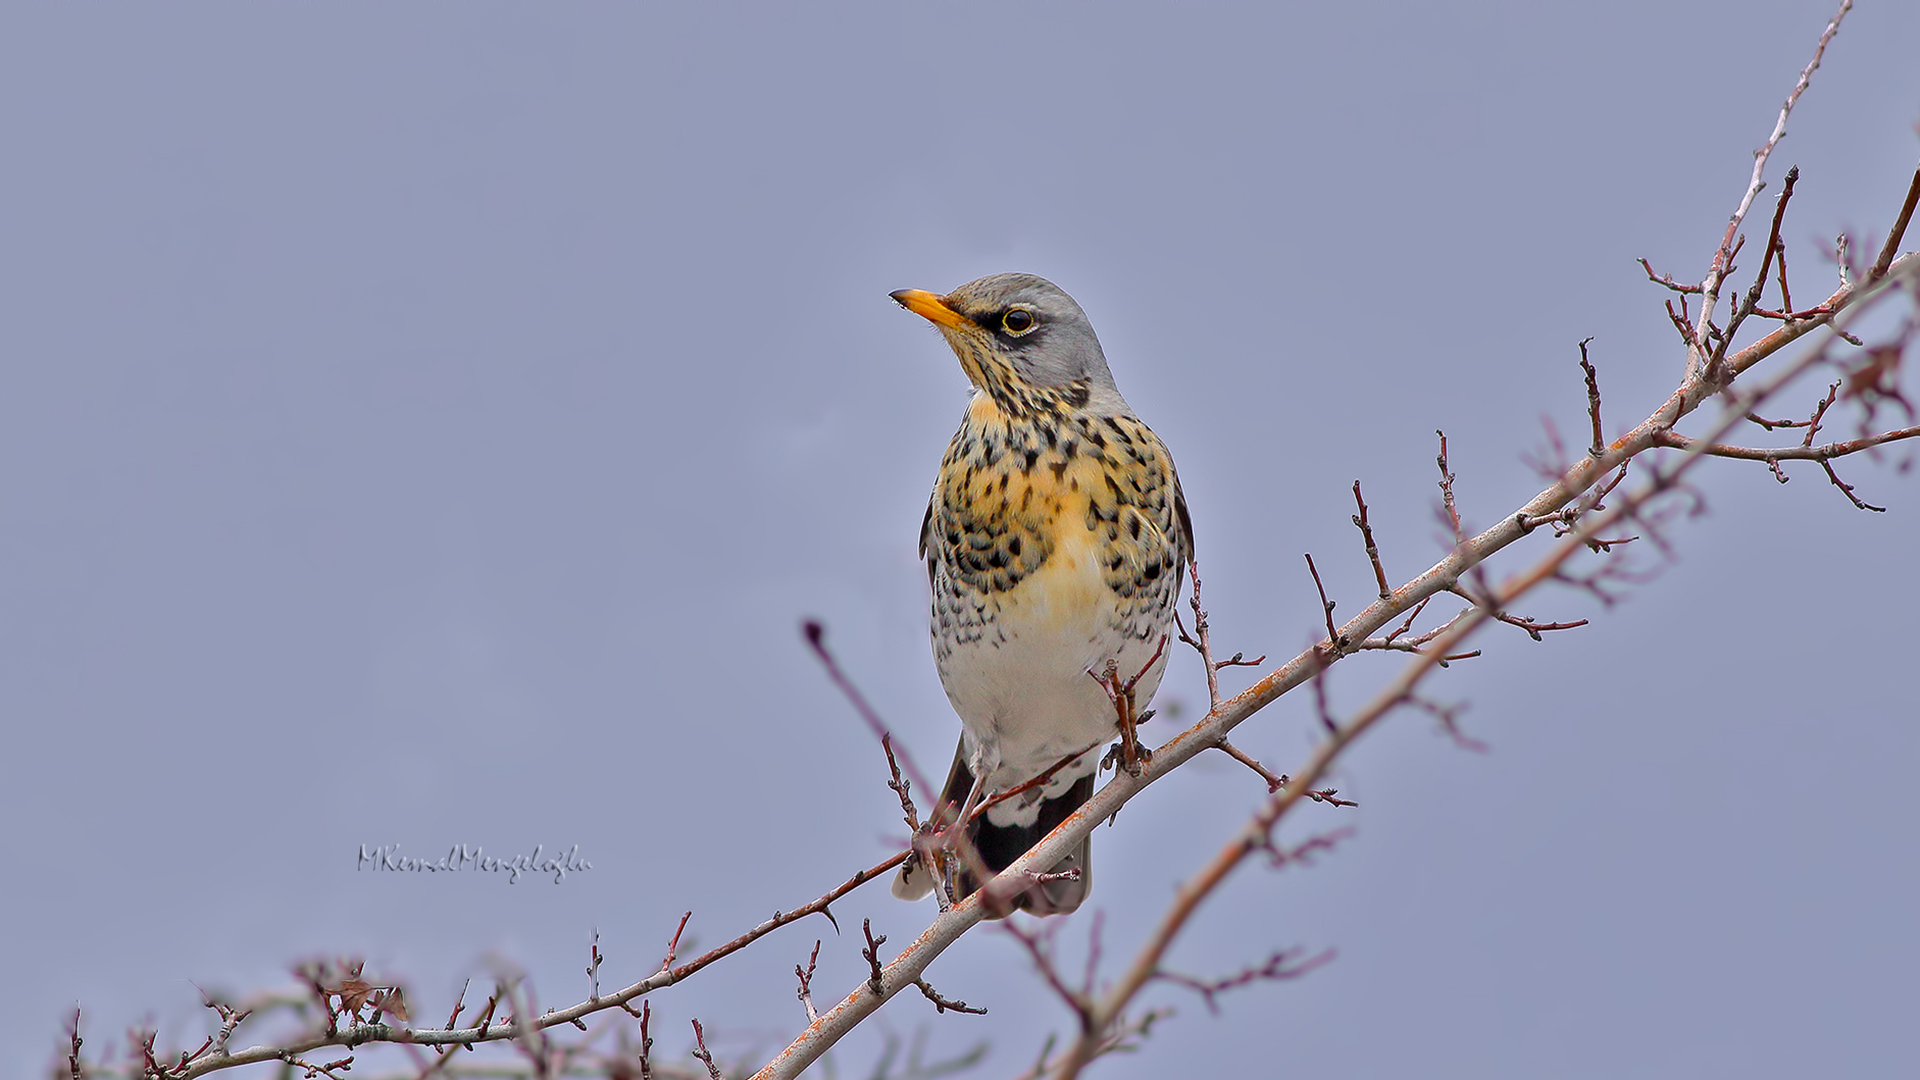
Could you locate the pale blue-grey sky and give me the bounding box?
[3,3,1916,1077]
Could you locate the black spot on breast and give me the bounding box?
[1008,535,1023,556]
[1050,460,1068,479]
[1023,448,1039,472]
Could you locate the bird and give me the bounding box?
[887,273,1192,916]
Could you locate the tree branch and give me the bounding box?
[1038,254,1919,1079]
[752,247,1919,1080]
[1689,0,1849,380]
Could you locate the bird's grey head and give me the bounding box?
[890,273,1126,414]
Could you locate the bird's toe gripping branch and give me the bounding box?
[1090,635,1168,777]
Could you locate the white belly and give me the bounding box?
[933,529,1173,824]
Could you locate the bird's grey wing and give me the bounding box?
[918,498,936,585]
[1173,473,1195,567]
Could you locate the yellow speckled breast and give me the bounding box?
[923,388,1191,657]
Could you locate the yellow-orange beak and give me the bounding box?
[889,288,973,331]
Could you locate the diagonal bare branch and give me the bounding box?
[753,248,1920,1080]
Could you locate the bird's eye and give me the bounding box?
[1002,309,1036,334]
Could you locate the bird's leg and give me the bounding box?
[1091,659,1150,777]
[902,818,956,903]
[946,770,988,843]
[1115,670,1149,776]
[921,817,987,911]
[950,741,997,829]
[1094,636,1169,777]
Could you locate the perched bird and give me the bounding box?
[889,273,1192,915]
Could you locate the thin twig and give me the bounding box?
[1351,481,1392,600]
[881,734,921,834]
[637,1000,654,1080]
[803,620,937,813]
[1435,431,1465,544]
[1356,603,1483,665]
[587,930,602,1003]
[794,941,821,1024]
[1175,563,1265,712]
[912,979,988,1016]
[1579,338,1606,459]
[1151,948,1337,1015]
[1446,586,1588,641]
[860,920,888,997]
[1721,165,1801,375]
[1870,163,1920,281]
[1303,554,1342,652]
[1213,741,1355,805]
[689,1019,724,1080]
[1652,425,1918,464]
[1690,0,1849,378]
[1639,258,1703,293]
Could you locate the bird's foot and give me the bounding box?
[1091,649,1161,777]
